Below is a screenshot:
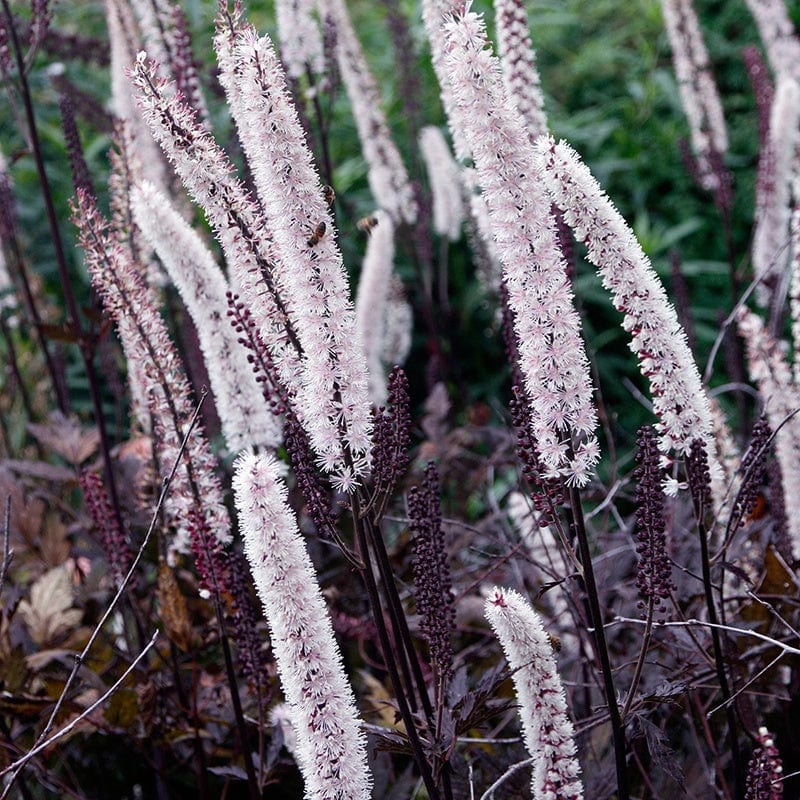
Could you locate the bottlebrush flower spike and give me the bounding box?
[317,0,417,224]
[493,0,548,140]
[214,20,373,483]
[380,275,413,369]
[736,306,800,560]
[659,0,728,191]
[105,0,167,194]
[752,73,800,305]
[534,138,724,485]
[439,9,599,486]
[354,210,395,405]
[745,727,784,800]
[131,180,282,453]
[74,189,231,557]
[232,452,372,800]
[275,0,325,81]
[419,126,464,241]
[744,0,800,80]
[130,54,305,413]
[422,0,469,159]
[485,586,584,800]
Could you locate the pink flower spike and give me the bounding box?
[659,0,728,190]
[534,137,724,496]
[438,9,599,486]
[485,587,584,800]
[318,0,417,224]
[233,452,372,800]
[214,21,373,481]
[493,0,548,141]
[131,181,282,454]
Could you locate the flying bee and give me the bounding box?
[307,221,327,247]
[322,184,335,207]
[357,214,379,235]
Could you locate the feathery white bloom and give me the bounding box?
[275,0,325,80]
[753,74,800,304]
[737,307,800,559]
[493,0,548,141]
[105,0,167,194]
[419,126,464,241]
[440,10,599,486]
[215,23,373,481]
[75,192,231,555]
[233,453,372,800]
[130,0,174,75]
[318,0,417,224]
[131,181,282,453]
[708,396,740,512]
[744,0,800,80]
[381,275,413,369]
[659,0,728,191]
[535,138,722,484]
[131,54,305,408]
[485,586,583,800]
[422,0,470,159]
[354,210,395,406]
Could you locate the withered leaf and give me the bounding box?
[157,562,195,652]
[17,565,82,646]
[27,412,100,465]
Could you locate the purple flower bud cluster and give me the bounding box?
[745,727,784,800]
[733,416,772,525]
[766,459,791,563]
[228,552,273,697]
[509,386,566,528]
[634,426,674,613]
[186,508,230,598]
[743,46,774,150]
[283,412,338,543]
[409,462,455,689]
[686,437,713,521]
[58,91,94,198]
[226,291,287,418]
[371,367,411,506]
[171,5,209,126]
[79,469,136,590]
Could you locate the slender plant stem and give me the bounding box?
[567,485,629,800]
[620,598,654,722]
[351,493,441,800]
[693,509,743,798]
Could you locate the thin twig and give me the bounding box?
[477,757,535,800]
[612,616,800,657]
[0,631,158,786]
[0,394,206,796]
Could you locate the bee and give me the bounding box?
[546,632,562,653]
[322,184,335,207]
[357,214,379,234]
[307,221,327,247]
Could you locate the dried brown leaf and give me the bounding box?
[27,412,100,465]
[17,565,83,646]
[157,562,195,652]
